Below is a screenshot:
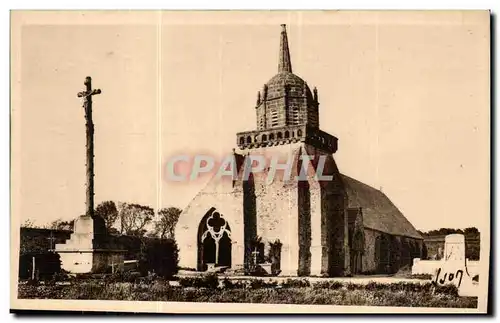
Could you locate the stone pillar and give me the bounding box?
[309,186,323,276]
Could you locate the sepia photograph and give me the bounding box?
[9,10,490,314]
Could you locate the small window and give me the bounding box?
[277,132,282,139]
[239,137,245,145]
[297,129,303,137]
[269,133,275,140]
[284,131,290,138]
[262,134,267,141]
[247,136,252,144]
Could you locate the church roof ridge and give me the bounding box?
[340,173,423,240]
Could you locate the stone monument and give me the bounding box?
[431,233,479,297]
[55,77,125,274]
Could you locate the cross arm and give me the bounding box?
[77,89,102,98]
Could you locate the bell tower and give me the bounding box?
[237,24,337,154]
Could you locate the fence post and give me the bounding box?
[31,256,35,280]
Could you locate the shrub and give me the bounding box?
[178,277,199,288]
[18,252,62,280]
[433,284,459,297]
[202,273,219,289]
[329,281,343,289]
[312,280,343,289]
[221,277,234,289]
[138,239,179,279]
[178,273,219,289]
[280,278,310,288]
[122,271,142,283]
[365,281,384,291]
[249,279,266,289]
[221,278,247,289]
[345,282,357,290]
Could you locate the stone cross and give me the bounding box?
[77,77,101,217]
[251,247,260,266]
[47,231,56,250]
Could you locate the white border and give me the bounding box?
[2,1,498,322]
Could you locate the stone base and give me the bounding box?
[57,249,126,274]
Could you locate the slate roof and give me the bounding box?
[341,174,423,240]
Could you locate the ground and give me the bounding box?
[17,274,477,309]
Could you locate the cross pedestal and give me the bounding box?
[55,77,125,274]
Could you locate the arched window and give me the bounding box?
[198,208,232,269]
[262,134,267,141]
[246,136,252,144]
[297,129,303,137]
[239,137,245,145]
[291,131,295,138]
[277,132,282,139]
[269,133,275,140]
[284,131,290,138]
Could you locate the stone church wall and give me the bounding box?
[175,142,350,277]
[175,180,246,270]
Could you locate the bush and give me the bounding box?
[433,284,459,297]
[312,280,343,289]
[365,281,384,291]
[178,273,219,289]
[138,239,179,279]
[280,278,310,288]
[222,278,247,289]
[103,271,142,284]
[122,271,141,283]
[345,282,357,290]
[203,273,219,289]
[178,277,200,288]
[18,252,62,280]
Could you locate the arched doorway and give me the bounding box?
[197,208,232,271]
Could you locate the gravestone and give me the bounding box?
[432,233,479,297]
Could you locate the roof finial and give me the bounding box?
[278,24,292,73]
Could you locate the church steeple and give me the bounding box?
[278,24,292,73]
[237,24,338,154]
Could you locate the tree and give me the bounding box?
[95,201,119,230]
[22,219,37,228]
[152,207,182,239]
[464,227,479,235]
[118,203,154,236]
[45,218,74,231]
[56,220,74,231]
[138,238,179,278]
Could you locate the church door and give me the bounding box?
[198,208,232,270]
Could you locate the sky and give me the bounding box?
[12,11,490,232]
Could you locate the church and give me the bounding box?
[175,24,424,277]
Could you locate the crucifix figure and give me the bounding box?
[77,77,102,217]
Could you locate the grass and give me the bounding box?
[17,279,477,308]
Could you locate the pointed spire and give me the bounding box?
[278,24,292,73]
